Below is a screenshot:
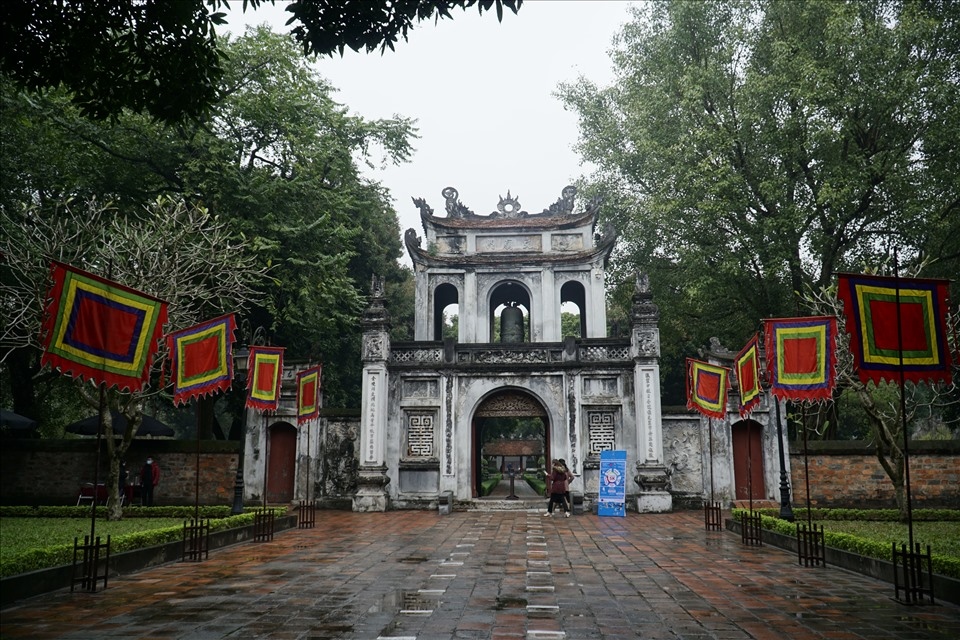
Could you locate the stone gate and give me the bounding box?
[353,186,671,512]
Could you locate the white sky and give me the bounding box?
[225,1,635,264]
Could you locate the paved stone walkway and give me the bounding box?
[2,509,958,639]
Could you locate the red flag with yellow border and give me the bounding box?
[165,314,236,406]
[837,273,953,386]
[246,346,284,412]
[686,358,730,420]
[296,365,322,424]
[40,261,168,391]
[735,334,762,417]
[764,316,837,402]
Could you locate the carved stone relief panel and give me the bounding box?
[475,391,547,417]
[436,235,466,254]
[633,328,661,357]
[402,377,440,399]
[550,233,584,252]
[362,332,386,362]
[587,409,618,455]
[582,376,619,398]
[476,235,542,253]
[319,418,359,497]
[403,410,438,460]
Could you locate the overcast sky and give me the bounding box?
[226,1,636,263]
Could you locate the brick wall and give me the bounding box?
[0,439,241,506]
[789,441,960,509]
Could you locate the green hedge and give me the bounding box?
[0,505,241,519]
[0,508,285,577]
[524,474,546,496]
[751,507,960,522]
[733,509,960,579]
[479,474,503,497]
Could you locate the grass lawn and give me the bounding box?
[813,519,960,559]
[0,517,186,564]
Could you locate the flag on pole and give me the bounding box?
[686,358,730,419]
[165,314,237,406]
[245,346,284,412]
[40,261,168,391]
[735,334,762,417]
[296,365,322,424]
[837,273,953,386]
[764,316,837,401]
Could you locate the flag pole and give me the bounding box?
[194,400,201,523]
[893,248,915,552]
[88,258,114,547]
[707,418,715,504]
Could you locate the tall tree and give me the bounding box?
[559,0,960,402]
[0,196,266,518]
[1,28,419,407]
[0,0,522,123]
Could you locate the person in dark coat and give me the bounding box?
[543,460,573,518]
[140,457,160,506]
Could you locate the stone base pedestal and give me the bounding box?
[352,465,390,512]
[636,491,673,513]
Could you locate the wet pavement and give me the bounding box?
[2,504,959,639]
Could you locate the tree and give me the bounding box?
[559,0,960,404]
[0,196,266,518]
[0,0,522,123]
[1,28,419,407]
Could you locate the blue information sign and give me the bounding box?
[598,450,627,517]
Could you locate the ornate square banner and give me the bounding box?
[735,334,762,417]
[246,346,284,412]
[686,358,730,419]
[166,314,236,406]
[837,273,953,386]
[296,366,322,424]
[41,261,168,391]
[764,316,837,401]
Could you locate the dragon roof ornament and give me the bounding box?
[412,185,596,221]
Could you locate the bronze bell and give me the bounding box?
[500,303,524,343]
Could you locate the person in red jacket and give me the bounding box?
[140,457,161,506]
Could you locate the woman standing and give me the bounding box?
[544,460,573,517]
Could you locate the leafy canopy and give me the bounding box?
[0,0,522,123]
[559,0,960,401]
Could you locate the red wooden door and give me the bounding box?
[732,421,765,501]
[267,423,297,503]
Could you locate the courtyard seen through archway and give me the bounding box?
[471,390,549,498]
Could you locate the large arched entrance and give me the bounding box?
[471,389,549,498]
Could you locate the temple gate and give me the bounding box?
[353,186,672,512]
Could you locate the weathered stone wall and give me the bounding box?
[316,413,360,499]
[789,441,960,509]
[0,439,240,506]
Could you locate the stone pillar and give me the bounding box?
[630,272,672,512]
[354,275,392,512]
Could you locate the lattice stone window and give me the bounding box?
[587,410,617,454]
[405,411,437,459]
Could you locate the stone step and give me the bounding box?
[467,499,545,511]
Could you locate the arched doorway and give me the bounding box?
[267,422,297,503]
[732,420,765,501]
[471,389,548,498]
